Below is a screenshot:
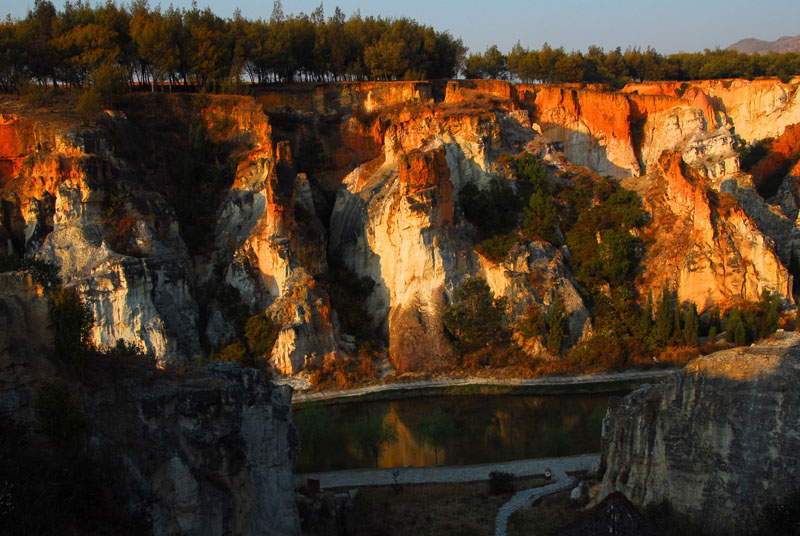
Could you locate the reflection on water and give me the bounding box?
[294,393,615,472]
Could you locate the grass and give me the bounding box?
[507,490,579,536]
[344,477,548,536]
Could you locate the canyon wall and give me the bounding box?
[2,77,800,372]
[598,331,800,534]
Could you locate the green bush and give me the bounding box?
[519,306,544,338]
[459,179,523,239]
[217,340,247,364]
[321,264,378,348]
[442,277,508,353]
[105,338,157,365]
[0,253,60,289]
[738,139,771,171]
[522,191,560,244]
[475,233,518,262]
[568,333,628,371]
[244,312,280,358]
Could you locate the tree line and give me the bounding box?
[3,0,800,94]
[0,0,466,92]
[468,43,800,85]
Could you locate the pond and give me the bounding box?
[293,393,620,473]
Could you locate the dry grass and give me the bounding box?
[344,477,547,536]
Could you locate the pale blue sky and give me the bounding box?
[4,0,799,55]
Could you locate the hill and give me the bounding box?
[728,34,800,54]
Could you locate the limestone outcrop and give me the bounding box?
[598,331,800,534]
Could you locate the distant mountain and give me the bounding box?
[727,34,800,54]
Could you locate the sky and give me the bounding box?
[4,0,800,55]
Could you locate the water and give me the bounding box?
[294,393,618,472]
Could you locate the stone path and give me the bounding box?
[494,466,573,536]
[296,453,597,490]
[290,369,674,404]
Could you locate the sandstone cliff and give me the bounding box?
[0,271,300,535]
[3,78,800,374]
[629,152,792,311]
[598,331,800,534]
[329,103,590,370]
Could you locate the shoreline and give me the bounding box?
[288,368,676,406]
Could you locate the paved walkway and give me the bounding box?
[290,369,673,404]
[296,453,597,490]
[494,466,573,536]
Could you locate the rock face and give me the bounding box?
[88,363,300,536]
[598,331,800,534]
[632,152,792,311]
[329,105,590,370]
[3,78,800,373]
[0,271,300,536]
[0,110,202,364]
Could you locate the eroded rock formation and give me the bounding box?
[2,77,800,372]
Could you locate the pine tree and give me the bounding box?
[683,303,698,346]
[708,325,718,344]
[672,301,683,343]
[638,290,654,338]
[726,308,747,347]
[653,287,673,345]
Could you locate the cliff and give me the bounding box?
[0,271,300,535]
[597,331,800,534]
[2,77,800,373]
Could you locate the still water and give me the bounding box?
[294,393,617,472]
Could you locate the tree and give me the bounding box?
[683,303,699,346]
[244,312,280,359]
[545,297,567,353]
[653,287,673,345]
[412,409,455,466]
[726,308,747,346]
[50,287,94,370]
[523,191,559,244]
[759,291,780,339]
[130,9,181,91]
[295,405,331,465]
[442,277,508,353]
[672,301,683,343]
[351,414,397,468]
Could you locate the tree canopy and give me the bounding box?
[1,1,799,93]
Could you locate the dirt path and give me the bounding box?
[289,369,674,404]
[295,454,597,490]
